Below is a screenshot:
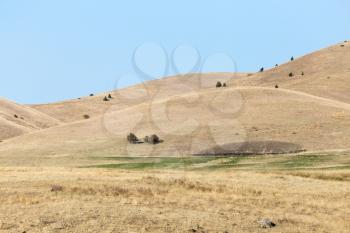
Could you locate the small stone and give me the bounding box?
[258,218,276,228]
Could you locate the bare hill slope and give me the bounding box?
[1,41,350,160]
[1,86,350,161]
[30,73,246,123]
[233,41,350,103]
[0,98,61,140]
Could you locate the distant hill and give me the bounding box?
[0,98,60,140]
[1,41,350,159]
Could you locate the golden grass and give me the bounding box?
[0,167,349,232]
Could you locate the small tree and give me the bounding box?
[149,134,160,144]
[103,96,109,101]
[289,72,294,77]
[259,67,264,72]
[216,81,222,88]
[127,133,138,144]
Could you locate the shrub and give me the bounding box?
[275,64,278,67]
[301,72,304,76]
[290,56,294,61]
[108,94,112,99]
[127,133,138,144]
[223,83,227,87]
[259,67,264,72]
[51,185,64,192]
[275,84,279,89]
[103,96,109,101]
[83,114,90,119]
[289,72,294,77]
[148,134,160,144]
[14,114,18,118]
[340,44,345,47]
[216,81,222,88]
[144,134,161,144]
[90,94,94,96]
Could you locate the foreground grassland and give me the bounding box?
[0,152,349,232]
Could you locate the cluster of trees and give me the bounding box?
[216,81,227,88]
[103,94,113,101]
[127,133,161,145]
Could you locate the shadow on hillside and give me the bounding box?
[192,141,305,156]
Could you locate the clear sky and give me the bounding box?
[0,0,349,104]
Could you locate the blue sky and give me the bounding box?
[0,0,349,104]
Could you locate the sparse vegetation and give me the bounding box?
[108,94,112,99]
[51,185,64,192]
[13,114,18,118]
[291,56,294,61]
[289,72,294,77]
[83,114,90,119]
[103,96,109,101]
[148,134,160,144]
[223,83,227,87]
[90,94,94,96]
[127,133,139,144]
[216,81,222,88]
[259,67,264,72]
[275,84,279,88]
[144,134,161,144]
[301,71,304,76]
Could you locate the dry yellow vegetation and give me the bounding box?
[0,167,349,233]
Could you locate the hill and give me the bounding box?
[0,98,61,141]
[1,41,350,162]
[233,41,350,103]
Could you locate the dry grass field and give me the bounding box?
[0,161,349,233]
[0,42,350,232]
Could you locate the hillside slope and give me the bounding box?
[1,41,350,161]
[31,73,246,123]
[233,41,350,103]
[31,41,350,125]
[0,98,61,141]
[1,86,350,161]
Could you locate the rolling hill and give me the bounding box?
[0,98,61,141]
[0,41,350,162]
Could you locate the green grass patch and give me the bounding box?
[86,157,218,170]
[85,153,350,171]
